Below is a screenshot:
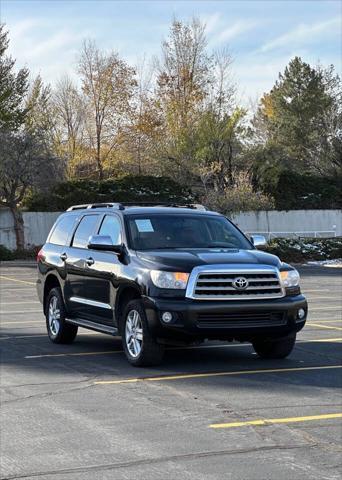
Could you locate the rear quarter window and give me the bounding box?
[49,216,77,246]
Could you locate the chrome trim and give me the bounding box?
[185,264,285,301]
[69,296,112,310]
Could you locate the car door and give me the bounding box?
[87,214,124,325]
[64,213,109,321]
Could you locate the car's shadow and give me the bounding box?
[1,329,341,392]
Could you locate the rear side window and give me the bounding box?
[99,215,122,245]
[49,216,77,246]
[72,215,99,249]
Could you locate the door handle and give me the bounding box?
[60,252,67,261]
[86,257,95,266]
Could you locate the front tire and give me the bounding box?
[121,300,164,367]
[45,287,78,344]
[252,333,296,359]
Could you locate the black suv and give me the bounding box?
[37,203,307,366]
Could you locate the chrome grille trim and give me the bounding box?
[185,265,285,300]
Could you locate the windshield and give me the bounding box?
[127,214,252,250]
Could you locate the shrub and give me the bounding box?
[0,245,14,261]
[262,171,342,210]
[265,237,342,262]
[0,245,41,261]
[23,175,196,211]
[204,173,275,214]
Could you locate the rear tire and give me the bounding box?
[45,287,78,344]
[252,333,296,359]
[121,300,164,367]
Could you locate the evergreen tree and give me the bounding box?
[0,24,29,130]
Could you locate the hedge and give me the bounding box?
[23,175,197,212]
[265,237,342,263]
[264,171,342,210]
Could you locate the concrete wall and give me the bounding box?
[231,210,341,239]
[0,209,341,250]
[0,210,61,250]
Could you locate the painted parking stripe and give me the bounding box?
[209,413,342,429]
[0,310,42,315]
[0,275,36,286]
[0,331,103,340]
[307,320,342,324]
[0,301,40,305]
[307,323,342,331]
[22,338,342,359]
[310,306,342,312]
[94,365,342,385]
[24,342,250,359]
[0,320,43,325]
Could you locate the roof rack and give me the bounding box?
[122,202,208,210]
[66,203,124,211]
[66,202,208,212]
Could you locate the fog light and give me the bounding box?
[297,308,305,320]
[162,311,173,323]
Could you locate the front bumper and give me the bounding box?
[143,294,308,340]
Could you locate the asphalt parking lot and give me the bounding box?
[0,264,341,480]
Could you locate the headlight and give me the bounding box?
[280,269,300,287]
[151,271,189,289]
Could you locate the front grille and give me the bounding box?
[187,268,284,300]
[197,311,287,328]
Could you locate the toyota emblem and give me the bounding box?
[233,276,249,290]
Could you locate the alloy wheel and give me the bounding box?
[125,309,143,358]
[48,295,60,336]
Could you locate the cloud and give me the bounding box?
[208,19,259,47]
[29,30,85,59]
[259,17,341,53]
[201,12,221,34]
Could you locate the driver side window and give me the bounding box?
[99,215,122,245]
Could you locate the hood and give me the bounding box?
[136,248,281,272]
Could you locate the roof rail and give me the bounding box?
[66,203,124,211]
[122,202,208,210]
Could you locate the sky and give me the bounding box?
[0,0,341,105]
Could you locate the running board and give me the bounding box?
[66,318,118,336]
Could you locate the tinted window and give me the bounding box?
[72,215,99,249]
[99,215,122,244]
[49,216,77,246]
[127,214,251,250]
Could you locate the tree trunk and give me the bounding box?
[10,206,25,250]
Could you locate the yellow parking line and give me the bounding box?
[0,301,40,305]
[310,306,342,312]
[307,323,342,331]
[0,275,35,286]
[25,350,122,359]
[307,297,341,301]
[23,338,342,359]
[0,320,42,325]
[94,365,342,385]
[25,343,246,359]
[307,320,342,324]
[303,289,330,293]
[209,413,342,429]
[300,337,342,343]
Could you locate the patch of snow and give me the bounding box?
[307,259,342,268]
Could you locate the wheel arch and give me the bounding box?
[115,285,142,328]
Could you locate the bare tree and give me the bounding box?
[78,40,136,179]
[0,131,60,249]
[123,56,163,175]
[53,76,85,175]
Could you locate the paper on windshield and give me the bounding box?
[135,219,154,232]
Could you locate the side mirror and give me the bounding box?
[251,234,267,249]
[88,235,123,254]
